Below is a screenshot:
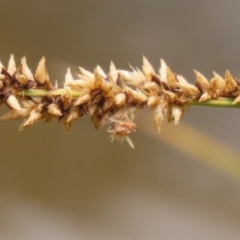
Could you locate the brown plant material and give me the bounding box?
[0,55,239,147]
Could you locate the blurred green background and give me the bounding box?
[1,1,240,239]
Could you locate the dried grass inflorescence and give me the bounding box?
[0,55,239,147]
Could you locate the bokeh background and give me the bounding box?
[1,1,240,239]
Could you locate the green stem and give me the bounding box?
[18,89,82,97]
[188,98,239,108]
[17,89,240,108]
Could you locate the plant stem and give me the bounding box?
[188,98,239,108]
[18,89,82,97]
[17,89,240,108]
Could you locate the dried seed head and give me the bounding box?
[194,70,209,90]
[109,61,118,83]
[147,95,159,107]
[6,94,21,111]
[194,71,211,102]
[126,87,147,104]
[113,72,126,89]
[1,55,240,148]
[153,102,167,133]
[114,93,126,107]
[61,91,72,110]
[102,97,114,112]
[41,109,53,122]
[209,72,226,97]
[199,92,211,102]
[171,105,184,125]
[94,66,106,88]
[163,90,177,103]
[64,68,74,89]
[66,106,80,123]
[16,74,28,86]
[35,57,49,85]
[19,99,36,109]
[128,106,138,119]
[142,82,159,95]
[95,66,113,94]
[159,59,167,83]
[67,79,91,91]
[176,75,200,97]
[225,70,237,92]
[108,117,136,148]
[47,103,62,116]
[142,56,155,81]
[166,67,178,89]
[97,112,108,128]
[0,108,31,120]
[88,104,98,117]
[62,120,72,132]
[74,93,92,106]
[7,54,16,75]
[21,57,34,81]
[159,59,178,89]
[120,69,145,87]
[19,104,44,130]
[78,67,94,80]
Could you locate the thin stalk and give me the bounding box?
[188,98,239,108]
[17,89,240,108]
[18,89,82,97]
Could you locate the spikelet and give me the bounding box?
[7,54,16,75]
[0,55,239,147]
[35,57,50,88]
